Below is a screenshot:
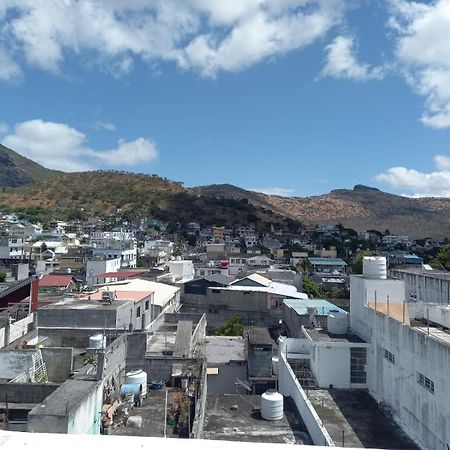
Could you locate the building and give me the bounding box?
[166,259,194,283]
[205,336,247,394]
[39,274,78,291]
[388,252,424,267]
[283,299,348,338]
[0,236,26,260]
[183,274,232,297]
[92,243,137,269]
[308,257,347,274]
[350,257,449,449]
[86,257,122,286]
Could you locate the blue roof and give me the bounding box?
[283,298,347,316]
[308,257,347,266]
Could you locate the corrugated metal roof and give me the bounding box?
[283,298,347,316]
[308,257,347,266]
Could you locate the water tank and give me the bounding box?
[89,334,106,349]
[126,369,148,397]
[272,356,279,376]
[327,311,349,335]
[261,390,283,421]
[363,256,387,280]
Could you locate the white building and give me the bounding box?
[92,246,137,269]
[350,257,450,450]
[0,236,26,259]
[166,259,194,283]
[85,258,121,286]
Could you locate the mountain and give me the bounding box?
[1,145,450,238]
[0,144,60,187]
[0,171,294,230]
[197,184,450,239]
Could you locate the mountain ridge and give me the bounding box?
[1,145,450,238]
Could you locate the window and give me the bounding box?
[212,289,221,294]
[136,307,141,318]
[350,347,367,384]
[145,300,149,311]
[384,349,395,364]
[417,372,434,394]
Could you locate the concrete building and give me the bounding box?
[308,257,347,274]
[86,257,121,286]
[92,244,137,269]
[166,259,194,283]
[205,336,247,394]
[350,258,450,450]
[0,236,26,260]
[283,299,348,338]
[182,274,307,329]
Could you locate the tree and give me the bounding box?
[433,244,450,270]
[303,276,322,298]
[215,316,244,336]
[352,251,371,274]
[0,270,7,283]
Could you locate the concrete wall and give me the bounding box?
[393,269,450,305]
[192,360,207,439]
[126,332,147,367]
[351,274,450,450]
[0,382,59,403]
[38,327,124,348]
[278,353,334,446]
[182,288,282,329]
[96,334,127,380]
[41,347,73,382]
[37,304,130,329]
[0,314,34,349]
[207,363,247,394]
[0,350,37,379]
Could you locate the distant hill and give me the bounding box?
[197,184,450,239]
[0,171,294,230]
[1,144,450,238]
[0,144,60,187]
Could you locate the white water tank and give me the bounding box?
[89,334,106,349]
[272,356,279,376]
[363,256,387,280]
[261,390,283,421]
[327,311,349,335]
[126,369,148,397]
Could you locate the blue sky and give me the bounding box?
[1,0,450,197]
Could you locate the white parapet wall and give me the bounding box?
[0,314,34,349]
[278,352,334,447]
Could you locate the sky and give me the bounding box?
[1,0,450,198]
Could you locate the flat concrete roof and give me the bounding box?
[205,336,246,364]
[41,298,129,311]
[112,388,181,438]
[304,328,365,344]
[29,375,98,417]
[202,394,312,445]
[308,389,418,449]
[248,327,272,346]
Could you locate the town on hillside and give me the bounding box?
[0,209,448,448]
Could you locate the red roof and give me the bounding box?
[94,271,145,278]
[40,275,76,288]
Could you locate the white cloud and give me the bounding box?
[249,187,296,197]
[389,0,450,128]
[320,36,384,81]
[0,48,22,81]
[0,122,8,135]
[375,154,450,197]
[0,0,346,79]
[1,119,158,172]
[91,121,117,132]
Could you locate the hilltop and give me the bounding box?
[0,171,294,230]
[1,145,450,238]
[0,144,60,187]
[197,184,450,239]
